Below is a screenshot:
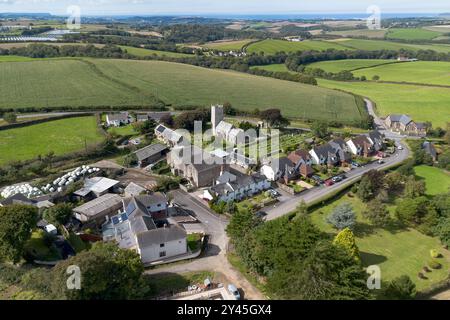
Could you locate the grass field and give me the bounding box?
[0,55,43,62]
[352,61,450,86]
[318,79,450,127]
[246,39,350,55]
[307,59,397,73]
[327,29,388,39]
[91,59,365,122]
[326,38,450,53]
[250,63,295,73]
[414,165,450,195]
[0,59,158,109]
[310,194,450,292]
[202,39,254,51]
[0,116,104,165]
[118,45,192,58]
[386,28,442,41]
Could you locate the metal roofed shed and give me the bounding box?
[73,177,120,199]
[73,193,123,223]
[134,143,168,168]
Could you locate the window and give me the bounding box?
[160,243,165,248]
[159,251,166,257]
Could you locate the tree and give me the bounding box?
[43,203,73,226]
[267,241,369,300]
[51,242,148,300]
[311,120,329,139]
[372,75,380,81]
[395,196,430,226]
[132,119,157,135]
[383,171,405,193]
[363,199,391,227]
[333,228,361,263]
[0,205,38,263]
[160,114,174,127]
[444,122,450,145]
[3,112,17,124]
[434,217,450,247]
[357,170,384,202]
[327,203,356,230]
[404,176,426,198]
[382,275,416,300]
[259,109,289,128]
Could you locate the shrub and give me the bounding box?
[428,260,442,270]
[430,249,441,259]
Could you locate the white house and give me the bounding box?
[205,171,270,203]
[106,112,133,127]
[260,157,297,182]
[155,124,184,147]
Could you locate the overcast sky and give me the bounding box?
[0,0,449,16]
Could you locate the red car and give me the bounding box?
[324,179,334,187]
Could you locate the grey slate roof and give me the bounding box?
[136,224,186,247]
[124,182,146,196]
[0,193,35,206]
[107,113,129,122]
[388,114,412,126]
[134,143,168,162]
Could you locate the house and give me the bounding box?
[288,149,312,169]
[205,171,270,203]
[0,193,54,210]
[136,112,171,123]
[299,163,314,178]
[134,143,168,168]
[168,145,227,188]
[385,114,427,135]
[123,193,168,221]
[155,124,184,147]
[309,143,340,166]
[346,136,374,157]
[230,149,256,169]
[367,130,385,152]
[106,112,133,127]
[124,182,147,197]
[261,157,297,182]
[422,141,438,162]
[102,194,187,264]
[73,177,120,200]
[73,193,123,224]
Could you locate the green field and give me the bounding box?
[90,59,365,122]
[327,38,450,53]
[0,59,158,109]
[246,39,350,55]
[307,59,397,73]
[386,28,442,41]
[0,116,104,165]
[203,39,254,51]
[352,61,450,86]
[250,63,295,73]
[414,165,450,195]
[327,29,388,39]
[119,45,192,58]
[0,55,43,62]
[310,194,450,292]
[318,79,450,127]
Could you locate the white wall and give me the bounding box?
[261,165,276,181]
[139,238,187,264]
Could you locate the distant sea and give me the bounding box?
[199,13,442,20]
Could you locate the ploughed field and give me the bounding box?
[0,58,366,124]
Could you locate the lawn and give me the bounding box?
[386,28,442,41]
[352,61,450,86]
[307,59,398,73]
[0,59,158,110]
[92,59,365,123]
[414,165,450,195]
[146,271,215,298]
[310,194,450,292]
[318,79,450,128]
[118,45,192,58]
[108,124,137,137]
[0,116,104,165]
[203,39,254,51]
[246,39,350,55]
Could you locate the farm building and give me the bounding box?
[134,143,168,168]
[73,193,123,224]
[73,177,120,200]
[124,182,147,197]
[136,112,171,123]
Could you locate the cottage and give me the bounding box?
[102,194,187,264]
[73,193,123,224]
[261,157,297,182]
[155,124,184,147]
[106,112,133,127]
[309,143,340,166]
[367,130,385,152]
[206,171,270,203]
[346,136,374,157]
[123,193,168,221]
[134,143,168,168]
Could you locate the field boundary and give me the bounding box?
[0,112,94,131]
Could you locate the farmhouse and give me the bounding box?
[136,112,171,123]
[384,114,427,136]
[106,112,133,127]
[102,194,187,264]
[205,171,270,203]
[134,143,168,168]
[155,124,184,147]
[167,145,227,188]
[73,193,123,224]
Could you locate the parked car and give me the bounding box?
[397,145,404,150]
[256,211,268,219]
[324,179,334,187]
[227,284,241,300]
[351,161,361,168]
[331,176,343,183]
[377,159,384,164]
[312,175,324,184]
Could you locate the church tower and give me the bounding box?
[211,104,224,135]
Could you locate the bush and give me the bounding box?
[428,260,442,270]
[430,249,441,259]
